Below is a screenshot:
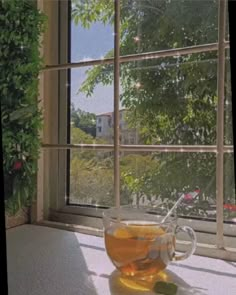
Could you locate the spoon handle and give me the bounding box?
[161,193,185,223]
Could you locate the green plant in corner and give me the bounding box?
[0,0,47,215]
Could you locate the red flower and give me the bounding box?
[184,193,193,200]
[224,204,236,212]
[13,161,22,170]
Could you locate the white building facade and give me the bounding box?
[96,109,139,145]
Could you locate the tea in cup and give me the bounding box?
[103,206,196,280]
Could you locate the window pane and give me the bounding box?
[69,150,114,207]
[120,0,218,55]
[225,49,233,145]
[70,66,114,143]
[226,1,230,41]
[70,65,115,206]
[71,1,219,60]
[224,153,236,223]
[71,1,114,62]
[120,52,218,145]
[120,151,217,220]
[67,1,234,227]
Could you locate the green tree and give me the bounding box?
[120,154,159,205]
[71,103,96,137]
[70,156,114,206]
[71,126,107,160]
[70,126,114,205]
[71,104,81,128]
[71,126,96,144]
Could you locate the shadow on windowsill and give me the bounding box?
[171,262,236,278]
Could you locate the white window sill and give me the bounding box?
[7,224,236,295]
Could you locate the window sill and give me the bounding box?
[50,206,236,236]
[37,219,236,261]
[47,208,236,261]
[7,224,236,295]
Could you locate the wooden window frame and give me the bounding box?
[34,0,236,261]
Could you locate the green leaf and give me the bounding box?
[153,281,178,295]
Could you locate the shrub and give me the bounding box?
[0,0,47,214]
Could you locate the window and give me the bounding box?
[39,0,236,260]
[129,137,135,145]
[108,117,112,127]
[98,118,102,123]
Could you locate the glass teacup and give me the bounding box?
[103,206,196,281]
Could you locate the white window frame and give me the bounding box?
[35,0,236,261]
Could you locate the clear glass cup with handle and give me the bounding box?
[103,205,197,281]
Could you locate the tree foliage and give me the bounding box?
[70,155,114,206]
[71,0,234,211]
[73,0,219,144]
[70,126,114,205]
[71,103,96,137]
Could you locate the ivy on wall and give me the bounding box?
[0,0,46,214]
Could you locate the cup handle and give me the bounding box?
[172,225,197,261]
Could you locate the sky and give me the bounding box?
[71,21,115,115]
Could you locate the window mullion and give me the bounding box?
[42,42,229,72]
[42,143,233,153]
[216,0,227,249]
[114,0,121,208]
[34,0,45,223]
